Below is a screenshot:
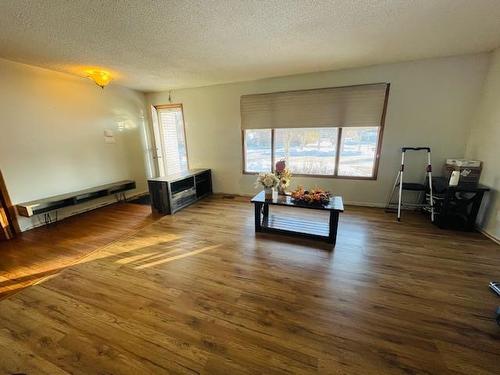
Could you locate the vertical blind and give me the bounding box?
[240,83,389,129]
[157,106,188,175]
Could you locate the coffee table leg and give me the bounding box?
[328,211,339,247]
[263,203,269,218]
[254,203,262,232]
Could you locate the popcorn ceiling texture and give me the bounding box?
[0,0,500,92]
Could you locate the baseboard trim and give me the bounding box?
[343,201,386,208]
[477,228,500,245]
[126,191,150,201]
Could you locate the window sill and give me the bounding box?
[243,171,377,180]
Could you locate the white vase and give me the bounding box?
[264,187,273,200]
[449,170,460,186]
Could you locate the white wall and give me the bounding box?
[0,58,150,231]
[147,54,489,206]
[466,48,500,241]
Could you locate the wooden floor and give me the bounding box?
[0,196,499,374]
[0,203,155,299]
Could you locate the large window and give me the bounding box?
[243,126,381,178]
[240,83,389,179]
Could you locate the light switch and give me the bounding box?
[104,130,116,143]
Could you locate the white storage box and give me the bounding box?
[444,159,482,184]
[445,159,481,168]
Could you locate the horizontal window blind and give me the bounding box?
[241,83,389,129]
[157,106,188,175]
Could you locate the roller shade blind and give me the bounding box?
[241,83,389,129]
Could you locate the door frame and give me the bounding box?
[150,103,190,177]
[0,170,19,239]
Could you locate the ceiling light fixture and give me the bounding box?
[86,69,112,89]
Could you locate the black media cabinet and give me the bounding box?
[148,169,212,214]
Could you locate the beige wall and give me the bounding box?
[466,48,500,240]
[2,52,494,233]
[0,58,150,231]
[147,54,489,206]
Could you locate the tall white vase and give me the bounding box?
[264,187,273,200]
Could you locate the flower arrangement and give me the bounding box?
[274,159,292,195]
[255,172,279,189]
[291,186,331,205]
[255,172,279,199]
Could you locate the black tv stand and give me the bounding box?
[147,169,212,214]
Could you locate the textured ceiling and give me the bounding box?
[1,0,500,92]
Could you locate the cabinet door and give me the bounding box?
[148,181,171,214]
[195,171,212,198]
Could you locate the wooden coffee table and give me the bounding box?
[251,191,344,247]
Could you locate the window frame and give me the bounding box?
[154,103,190,175]
[241,84,389,180]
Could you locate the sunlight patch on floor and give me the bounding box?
[134,244,222,270]
[115,251,162,264]
[83,232,182,262]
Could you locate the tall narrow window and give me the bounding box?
[154,104,189,176]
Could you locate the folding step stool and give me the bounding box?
[386,147,435,222]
